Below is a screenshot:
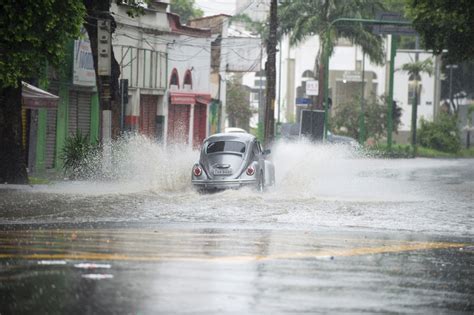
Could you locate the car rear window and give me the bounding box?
[206,141,246,154]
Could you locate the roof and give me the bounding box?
[189,14,232,22]
[205,132,256,144]
[22,81,59,109]
[167,13,211,37]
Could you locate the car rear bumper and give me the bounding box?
[192,179,257,190]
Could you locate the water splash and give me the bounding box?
[43,134,454,202]
[4,134,471,235]
[48,133,200,195]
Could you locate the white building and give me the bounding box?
[275,33,440,142]
[165,13,212,147]
[238,28,439,142]
[112,1,169,140]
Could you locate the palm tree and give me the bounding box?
[279,0,385,106]
[399,59,433,154]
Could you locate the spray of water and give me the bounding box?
[11,134,471,235]
[50,133,453,202]
[51,133,200,195]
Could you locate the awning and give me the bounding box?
[22,81,59,109]
[170,92,211,105]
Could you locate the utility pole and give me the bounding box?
[387,35,398,150]
[264,0,277,147]
[359,52,366,144]
[411,37,420,156]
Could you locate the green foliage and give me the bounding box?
[170,0,204,24]
[61,131,99,179]
[0,0,85,88]
[369,143,414,158]
[226,76,254,130]
[406,0,474,62]
[369,143,474,158]
[28,177,51,185]
[332,97,402,141]
[418,113,461,153]
[399,59,433,77]
[468,104,474,117]
[279,0,385,65]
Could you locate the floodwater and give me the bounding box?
[0,135,472,237]
[0,135,473,313]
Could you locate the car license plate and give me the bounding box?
[214,168,232,175]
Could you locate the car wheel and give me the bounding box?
[257,172,264,192]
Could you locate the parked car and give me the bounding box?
[192,132,275,192]
[326,131,360,148]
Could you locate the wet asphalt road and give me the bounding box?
[0,226,472,314]
[0,149,473,313]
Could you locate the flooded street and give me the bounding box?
[1,139,473,313]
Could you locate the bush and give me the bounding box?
[418,113,461,153]
[61,131,99,179]
[332,96,402,141]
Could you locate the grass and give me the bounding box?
[28,176,51,185]
[367,144,474,158]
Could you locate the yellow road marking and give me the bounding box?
[0,242,465,263]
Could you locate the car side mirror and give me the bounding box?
[263,149,271,156]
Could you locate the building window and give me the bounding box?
[252,91,260,102]
[302,70,314,79]
[183,69,192,90]
[254,79,266,87]
[255,69,266,78]
[169,68,179,90]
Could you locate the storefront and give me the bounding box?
[168,92,211,147]
[21,82,59,172]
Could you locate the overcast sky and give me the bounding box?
[195,0,236,16]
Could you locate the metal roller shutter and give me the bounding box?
[68,91,91,137]
[139,95,158,137]
[45,109,57,169]
[168,104,190,144]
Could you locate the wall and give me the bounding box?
[112,3,169,133]
[394,52,435,132]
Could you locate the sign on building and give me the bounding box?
[73,39,96,86]
[296,97,311,106]
[306,80,319,95]
[343,71,362,82]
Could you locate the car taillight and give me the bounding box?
[246,165,255,176]
[193,165,202,177]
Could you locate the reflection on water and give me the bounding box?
[0,135,472,236]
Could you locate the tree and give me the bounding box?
[226,76,254,130]
[332,96,402,142]
[406,0,474,62]
[398,59,433,154]
[0,0,85,184]
[278,0,385,107]
[170,0,204,24]
[264,0,277,146]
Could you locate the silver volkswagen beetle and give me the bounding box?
[191,132,275,191]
